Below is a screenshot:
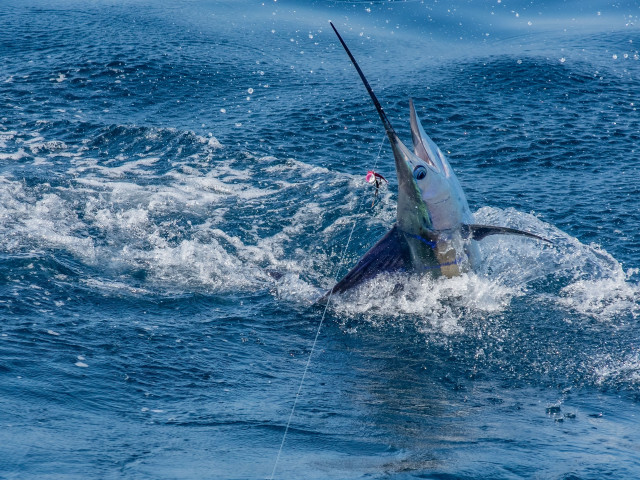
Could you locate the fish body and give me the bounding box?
[328,23,548,296]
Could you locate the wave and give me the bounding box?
[0,122,637,326]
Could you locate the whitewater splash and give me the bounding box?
[319,205,638,326]
[1,123,637,323]
[0,123,361,296]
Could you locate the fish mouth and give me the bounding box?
[387,131,433,235]
[409,98,442,174]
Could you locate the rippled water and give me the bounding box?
[1,1,640,479]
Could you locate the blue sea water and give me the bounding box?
[1,0,640,478]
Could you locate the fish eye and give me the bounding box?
[413,165,427,181]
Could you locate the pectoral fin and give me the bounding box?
[326,225,412,297]
[463,224,552,244]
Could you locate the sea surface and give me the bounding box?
[1,1,640,479]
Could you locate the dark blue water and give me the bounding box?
[1,1,640,478]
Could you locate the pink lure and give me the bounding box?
[365,170,388,184]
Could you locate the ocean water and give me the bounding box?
[1,0,640,478]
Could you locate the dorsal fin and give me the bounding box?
[323,225,412,298]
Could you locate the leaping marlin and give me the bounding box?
[327,23,550,296]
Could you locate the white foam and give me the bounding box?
[593,351,640,386]
[90,206,150,231]
[474,208,640,321]
[272,273,321,303]
[28,140,67,154]
[80,278,151,296]
[0,131,17,148]
[195,133,223,149]
[559,271,639,319]
[328,272,521,330]
[0,149,27,161]
[87,156,160,177]
[170,170,276,199]
[0,179,96,260]
[119,237,268,291]
[1,125,636,319]
[321,206,638,328]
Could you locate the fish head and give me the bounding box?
[406,99,474,229]
[389,134,442,233]
[390,129,468,237]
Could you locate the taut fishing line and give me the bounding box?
[268,135,387,479]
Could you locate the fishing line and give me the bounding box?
[269,135,387,480]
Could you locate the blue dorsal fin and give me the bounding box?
[325,225,412,297]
